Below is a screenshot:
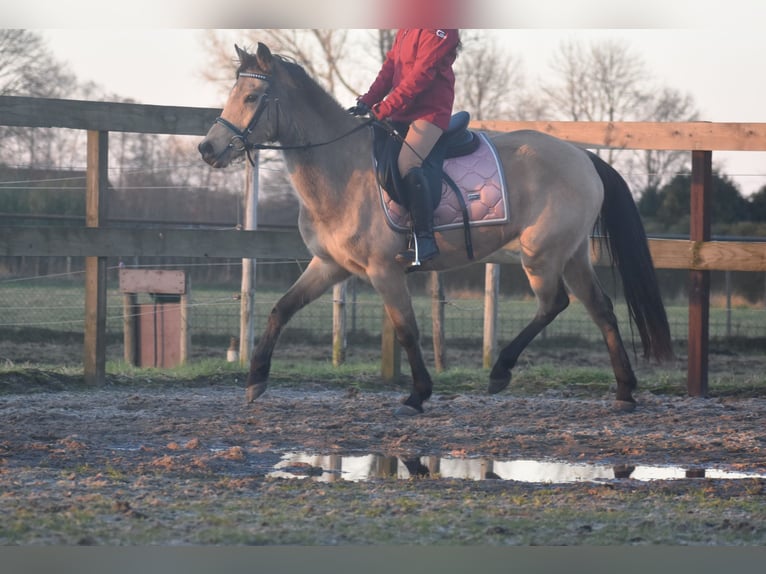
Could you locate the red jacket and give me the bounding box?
[359,29,459,131]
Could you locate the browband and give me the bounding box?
[238,72,270,81]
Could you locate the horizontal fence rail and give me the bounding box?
[1,95,765,396]
[472,120,766,151]
[0,95,219,135]
[3,227,766,272]
[0,227,310,259]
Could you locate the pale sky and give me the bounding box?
[5,0,766,195]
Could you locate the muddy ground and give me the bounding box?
[1,341,765,544]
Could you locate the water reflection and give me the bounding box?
[269,452,764,483]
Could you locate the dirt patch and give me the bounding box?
[2,381,765,473]
[1,342,765,544]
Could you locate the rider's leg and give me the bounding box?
[396,119,443,265]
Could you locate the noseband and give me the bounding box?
[214,71,275,165]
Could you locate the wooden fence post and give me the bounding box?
[122,292,138,365]
[332,280,347,366]
[483,263,500,369]
[430,272,446,372]
[83,130,108,386]
[381,310,401,382]
[179,273,190,365]
[688,150,712,397]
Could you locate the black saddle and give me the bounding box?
[441,111,481,159]
[373,111,480,209]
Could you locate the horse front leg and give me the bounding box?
[247,256,350,403]
[370,269,432,416]
[386,303,433,416]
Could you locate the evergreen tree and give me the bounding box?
[652,171,751,233]
[749,185,766,222]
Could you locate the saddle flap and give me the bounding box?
[381,132,509,232]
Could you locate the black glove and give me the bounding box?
[347,101,371,117]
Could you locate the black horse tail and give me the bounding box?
[587,151,674,362]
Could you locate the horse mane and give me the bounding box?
[237,48,346,119]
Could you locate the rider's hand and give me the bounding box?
[347,101,371,117]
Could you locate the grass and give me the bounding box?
[0,276,764,398]
[1,467,764,545]
[2,338,764,399]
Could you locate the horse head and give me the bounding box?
[198,43,279,168]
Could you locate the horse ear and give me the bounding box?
[234,44,248,63]
[255,42,273,72]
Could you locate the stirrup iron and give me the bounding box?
[396,232,422,268]
[411,233,422,267]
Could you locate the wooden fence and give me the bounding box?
[1,95,766,396]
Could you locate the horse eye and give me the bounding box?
[244,93,259,103]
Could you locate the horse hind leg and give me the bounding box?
[562,247,638,411]
[489,267,570,395]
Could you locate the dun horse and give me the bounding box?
[198,43,673,415]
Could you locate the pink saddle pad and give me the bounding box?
[380,132,508,232]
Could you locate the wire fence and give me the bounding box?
[1,258,764,368]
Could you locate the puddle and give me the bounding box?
[105,443,765,484]
[268,452,766,483]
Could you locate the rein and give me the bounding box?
[214,71,374,165]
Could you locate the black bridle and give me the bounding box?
[213,71,275,165]
[212,69,475,262]
[213,71,374,165]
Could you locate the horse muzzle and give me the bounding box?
[198,138,232,168]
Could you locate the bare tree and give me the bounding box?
[0,30,76,98]
[632,87,699,192]
[376,29,395,63]
[453,31,527,121]
[199,31,241,97]
[0,30,82,168]
[543,39,649,124]
[542,40,647,169]
[541,38,698,193]
[201,29,374,98]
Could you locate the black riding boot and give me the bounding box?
[395,167,439,266]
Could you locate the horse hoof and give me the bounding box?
[394,404,423,417]
[488,373,511,395]
[246,384,267,404]
[613,399,637,413]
